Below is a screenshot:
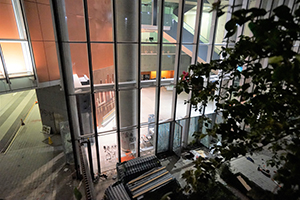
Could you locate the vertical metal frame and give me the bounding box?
[50,0,81,179]
[137,0,142,157]
[184,0,204,148]
[236,0,250,40]
[202,0,218,116]
[0,45,11,87]
[82,0,101,174]
[171,0,185,121]
[111,0,122,162]
[170,0,185,153]
[154,0,164,155]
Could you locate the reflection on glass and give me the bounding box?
[91,43,114,85]
[117,44,137,83]
[95,91,116,132]
[200,5,213,44]
[98,132,118,172]
[77,93,93,135]
[161,44,176,80]
[119,89,137,128]
[182,2,197,44]
[179,44,192,74]
[157,122,170,153]
[141,87,156,123]
[159,86,173,121]
[0,43,33,77]
[176,92,189,120]
[188,116,200,145]
[215,1,230,44]
[70,43,90,87]
[243,0,259,37]
[65,0,86,41]
[0,1,21,39]
[197,43,209,63]
[140,125,155,157]
[83,137,98,175]
[173,122,182,153]
[88,0,113,42]
[120,129,137,162]
[141,43,157,81]
[141,2,152,25]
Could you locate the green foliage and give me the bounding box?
[177,1,300,199]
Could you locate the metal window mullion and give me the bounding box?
[170,0,185,154]
[184,0,204,148]
[50,0,80,179]
[171,0,185,121]
[0,45,11,87]
[236,0,250,40]
[137,0,141,157]
[111,0,121,162]
[154,0,164,155]
[82,0,101,175]
[203,0,218,116]
[18,0,39,85]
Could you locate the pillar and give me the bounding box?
[116,0,138,152]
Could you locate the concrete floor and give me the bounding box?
[0,90,79,200]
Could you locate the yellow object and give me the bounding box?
[48,137,53,145]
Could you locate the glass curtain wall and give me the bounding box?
[0,0,36,92]
[59,0,259,173]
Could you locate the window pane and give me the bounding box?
[0,43,33,77]
[157,122,170,153]
[117,44,137,83]
[161,44,176,80]
[141,87,156,123]
[95,91,116,132]
[141,43,158,82]
[215,1,230,44]
[200,4,213,44]
[70,43,90,88]
[119,89,137,128]
[182,1,197,44]
[98,132,118,172]
[176,92,188,120]
[0,1,19,39]
[91,43,114,85]
[140,125,155,156]
[163,0,179,42]
[159,86,173,121]
[65,0,86,41]
[88,0,113,42]
[120,128,138,162]
[77,93,94,135]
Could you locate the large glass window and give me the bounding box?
[0,0,36,92]
[95,91,116,133]
[141,87,156,123]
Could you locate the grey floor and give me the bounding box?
[0,90,78,200]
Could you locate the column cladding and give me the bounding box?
[116,0,138,152]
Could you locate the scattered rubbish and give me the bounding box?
[48,137,53,145]
[257,166,271,178]
[64,168,69,172]
[246,156,254,163]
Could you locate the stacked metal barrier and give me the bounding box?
[104,183,131,200]
[104,155,179,200]
[117,155,161,183]
[126,166,176,199]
